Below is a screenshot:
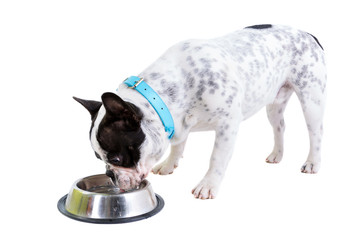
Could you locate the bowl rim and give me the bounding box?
[57,193,164,224]
[72,174,150,195]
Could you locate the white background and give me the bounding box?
[1,0,359,239]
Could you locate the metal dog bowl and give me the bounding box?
[57,174,164,224]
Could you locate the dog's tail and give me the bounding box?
[307,33,324,50]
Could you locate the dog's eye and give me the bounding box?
[95,152,101,160]
[108,156,123,166]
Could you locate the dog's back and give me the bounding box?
[146,25,325,120]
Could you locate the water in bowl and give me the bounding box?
[87,185,125,194]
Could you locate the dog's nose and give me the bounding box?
[106,169,116,183]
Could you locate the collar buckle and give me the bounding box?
[124,77,144,89]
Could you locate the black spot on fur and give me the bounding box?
[182,42,191,51]
[186,75,195,90]
[245,24,272,30]
[149,72,163,80]
[196,80,206,100]
[186,56,196,67]
[158,82,178,102]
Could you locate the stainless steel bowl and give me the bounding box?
[57,174,164,224]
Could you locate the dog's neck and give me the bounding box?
[116,82,170,161]
[123,76,175,139]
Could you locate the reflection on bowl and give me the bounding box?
[57,174,164,224]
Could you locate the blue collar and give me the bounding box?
[123,76,175,139]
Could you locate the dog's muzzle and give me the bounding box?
[105,165,145,190]
[105,169,116,184]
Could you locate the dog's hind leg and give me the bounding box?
[297,90,326,174]
[291,64,327,173]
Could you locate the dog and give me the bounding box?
[74,24,326,199]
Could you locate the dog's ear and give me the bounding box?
[101,92,129,116]
[73,96,102,120]
[101,92,141,125]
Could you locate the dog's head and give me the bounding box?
[74,92,165,190]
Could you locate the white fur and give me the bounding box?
[90,106,107,160]
[92,25,326,198]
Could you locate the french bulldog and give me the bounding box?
[74,24,326,199]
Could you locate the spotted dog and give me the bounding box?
[74,24,326,199]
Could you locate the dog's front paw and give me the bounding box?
[266,151,283,164]
[301,161,320,174]
[192,179,219,200]
[152,159,178,175]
